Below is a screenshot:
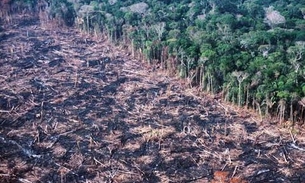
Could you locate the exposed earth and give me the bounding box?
[0,14,305,183]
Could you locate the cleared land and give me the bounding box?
[0,14,305,183]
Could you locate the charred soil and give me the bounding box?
[0,14,305,183]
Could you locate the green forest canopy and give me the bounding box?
[3,0,305,123]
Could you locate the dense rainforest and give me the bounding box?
[2,0,305,124]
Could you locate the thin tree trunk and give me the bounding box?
[246,85,249,109]
[199,66,203,90]
[238,82,241,107]
[290,101,293,122]
[278,99,286,125]
[131,39,134,57]
[86,12,89,33]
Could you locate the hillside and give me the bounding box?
[0,11,305,183]
[57,0,305,123]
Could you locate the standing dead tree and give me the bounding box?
[232,71,249,107]
[152,22,165,41]
[298,97,305,124]
[264,6,286,29]
[287,41,305,74]
[258,45,272,57]
[277,99,286,125]
[77,5,95,33]
[264,94,275,118]
[0,0,12,25]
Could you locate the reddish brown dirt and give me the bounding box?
[0,14,305,183]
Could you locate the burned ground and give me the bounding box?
[0,15,305,183]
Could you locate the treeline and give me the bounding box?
[2,0,305,124]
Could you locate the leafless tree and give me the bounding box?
[152,22,165,41]
[207,0,216,14]
[277,99,286,125]
[129,2,149,14]
[0,0,12,25]
[264,6,286,29]
[78,5,95,33]
[287,41,305,73]
[216,23,233,43]
[298,97,305,123]
[258,44,272,57]
[232,71,249,107]
[263,94,275,117]
[198,57,208,90]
